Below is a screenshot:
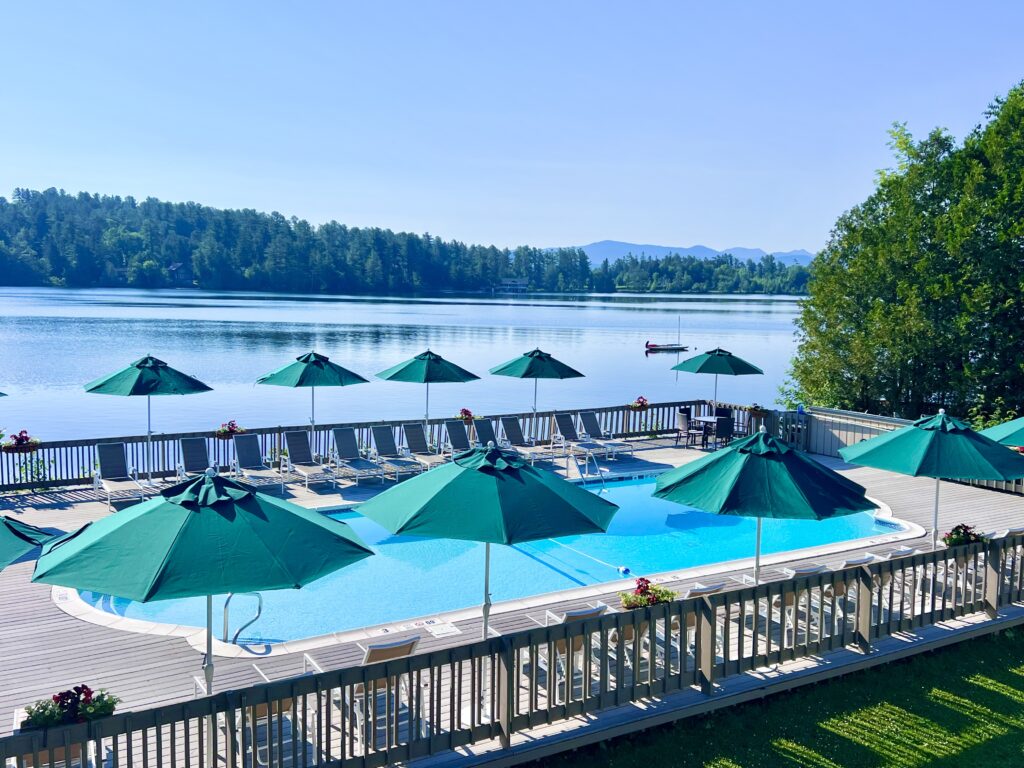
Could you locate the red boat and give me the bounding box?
[645,340,689,353]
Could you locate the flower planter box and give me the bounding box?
[214,432,243,441]
[2,444,39,454]
[11,710,86,768]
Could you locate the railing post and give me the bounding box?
[856,565,874,653]
[496,637,515,749]
[697,597,716,695]
[985,538,1003,619]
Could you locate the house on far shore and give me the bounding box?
[494,277,529,294]
[168,262,194,286]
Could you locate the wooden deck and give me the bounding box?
[2,438,1023,741]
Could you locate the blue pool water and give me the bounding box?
[79,479,899,642]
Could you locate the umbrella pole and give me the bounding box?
[204,594,215,767]
[932,477,941,548]
[481,542,492,640]
[425,383,430,423]
[713,374,718,406]
[754,517,762,585]
[147,395,153,484]
[532,379,539,441]
[310,386,316,434]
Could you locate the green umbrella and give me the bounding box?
[356,446,618,638]
[1,516,55,570]
[256,351,368,432]
[85,356,213,483]
[490,348,584,415]
[376,349,480,421]
[671,347,763,403]
[840,409,1024,547]
[655,426,874,583]
[980,416,1024,449]
[34,471,374,692]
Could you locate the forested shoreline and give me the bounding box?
[0,188,810,295]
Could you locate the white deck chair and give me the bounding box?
[401,423,448,469]
[534,604,607,694]
[232,434,285,494]
[370,426,423,480]
[283,431,336,489]
[499,416,556,464]
[579,411,634,457]
[177,437,212,480]
[345,636,423,749]
[330,427,386,483]
[94,442,145,510]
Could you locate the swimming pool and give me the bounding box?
[78,478,904,643]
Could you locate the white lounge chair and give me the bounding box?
[283,431,336,489]
[330,427,386,483]
[232,434,285,494]
[370,426,424,480]
[94,442,145,510]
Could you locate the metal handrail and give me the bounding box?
[222,592,263,644]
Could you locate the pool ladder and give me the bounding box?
[570,451,606,488]
[222,592,263,644]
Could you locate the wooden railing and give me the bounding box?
[2,536,1021,767]
[0,400,763,493]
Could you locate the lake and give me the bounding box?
[0,287,801,441]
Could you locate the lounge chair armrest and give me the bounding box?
[543,609,560,626]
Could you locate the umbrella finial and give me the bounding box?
[939,408,946,415]
[759,425,767,433]
[205,467,217,478]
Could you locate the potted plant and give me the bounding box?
[214,420,246,440]
[618,577,676,609]
[942,523,986,566]
[2,429,41,454]
[18,686,120,767]
[627,396,649,413]
[457,407,475,425]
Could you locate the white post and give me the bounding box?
[932,477,941,549]
[204,594,215,767]
[146,395,153,483]
[754,517,763,585]
[481,542,492,639]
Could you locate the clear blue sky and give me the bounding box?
[2,2,1022,253]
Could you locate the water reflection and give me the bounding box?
[0,287,799,439]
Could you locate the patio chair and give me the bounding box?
[345,636,423,749]
[709,416,734,450]
[283,431,336,489]
[401,423,448,469]
[535,604,607,696]
[177,437,212,480]
[370,426,423,480]
[232,433,285,494]
[472,418,503,449]
[579,411,634,457]
[330,427,386,483]
[658,583,724,660]
[553,413,612,472]
[94,442,145,510]
[499,416,557,465]
[442,419,474,455]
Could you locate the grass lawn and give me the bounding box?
[536,629,1024,768]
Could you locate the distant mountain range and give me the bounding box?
[572,240,815,267]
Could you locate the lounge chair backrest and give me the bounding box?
[554,413,582,442]
[284,431,315,465]
[371,426,401,458]
[403,423,431,455]
[444,420,472,452]
[559,604,606,624]
[233,434,265,469]
[97,442,129,480]
[332,427,361,460]
[180,437,210,474]
[580,412,608,440]
[790,564,827,577]
[361,635,420,664]
[500,416,529,446]
[685,583,724,599]
[838,555,875,569]
[474,419,498,447]
[1006,527,1024,537]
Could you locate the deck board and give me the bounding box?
[2,439,1022,737]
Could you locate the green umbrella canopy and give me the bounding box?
[839,410,1024,481]
[489,349,584,380]
[655,429,875,520]
[33,473,374,601]
[357,446,618,544]
[980,416,1024,449]
[1,517,56,570]
[671,347,764,376]
[256,351,368,388]
[84,355,212,396]
[376,350,480,384]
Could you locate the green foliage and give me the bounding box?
[790,82,1024,420]
[23,686,119,728]
[539,631,1024,767]
[0,189,809,296]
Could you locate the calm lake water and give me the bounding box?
[0,287,801,441]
